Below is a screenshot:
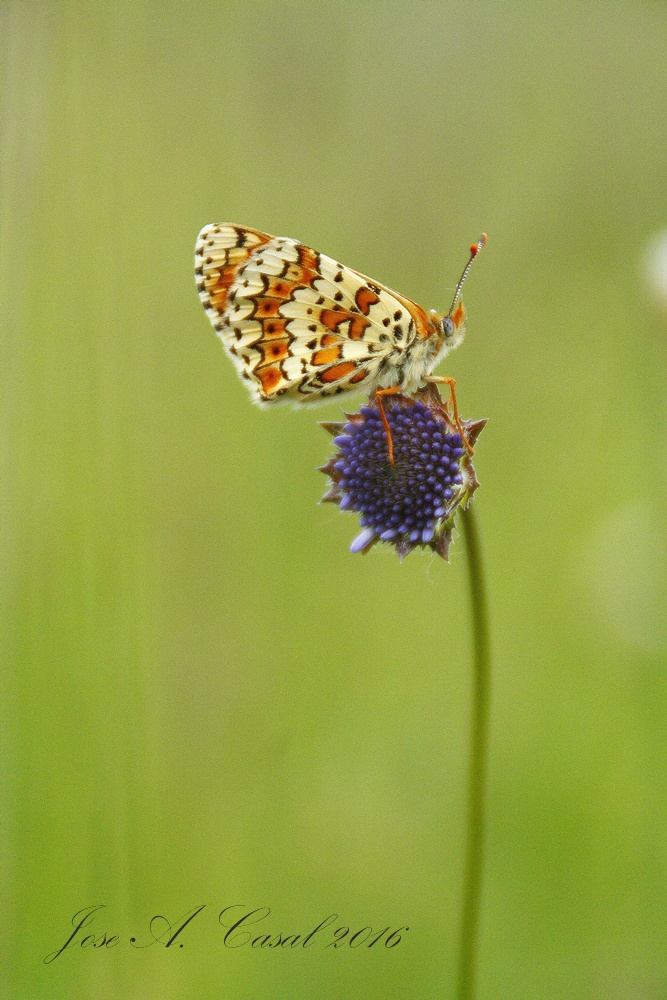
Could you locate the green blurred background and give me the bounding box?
[2,2,667,997]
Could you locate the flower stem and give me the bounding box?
[456,502,491,1000]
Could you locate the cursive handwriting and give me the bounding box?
[44,906,120,964]
[218,905,408,950]
[43,904,408,962]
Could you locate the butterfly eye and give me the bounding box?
[442,316,455,338]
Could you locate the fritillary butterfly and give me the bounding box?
[194,224,486,456]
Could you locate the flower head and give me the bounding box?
[319,384,486,560]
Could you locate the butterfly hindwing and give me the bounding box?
[195,224,434,402]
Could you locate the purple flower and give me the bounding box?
[319,384,486,560]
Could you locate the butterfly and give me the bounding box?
[195,224,486,461]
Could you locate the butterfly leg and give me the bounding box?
[424,376,473,455]
[374,386,402,466]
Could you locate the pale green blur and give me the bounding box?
[2,3,667,998]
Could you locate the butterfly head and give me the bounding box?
[440,301,467,349]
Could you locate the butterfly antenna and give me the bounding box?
[448,233,488,316]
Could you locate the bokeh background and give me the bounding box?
[2,2,667,998]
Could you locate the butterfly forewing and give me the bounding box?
[195,224,435,403]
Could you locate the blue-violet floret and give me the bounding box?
[319,384,486,560]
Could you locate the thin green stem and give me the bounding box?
[457,502,491,1000]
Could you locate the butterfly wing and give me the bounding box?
[195,224,435,402]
